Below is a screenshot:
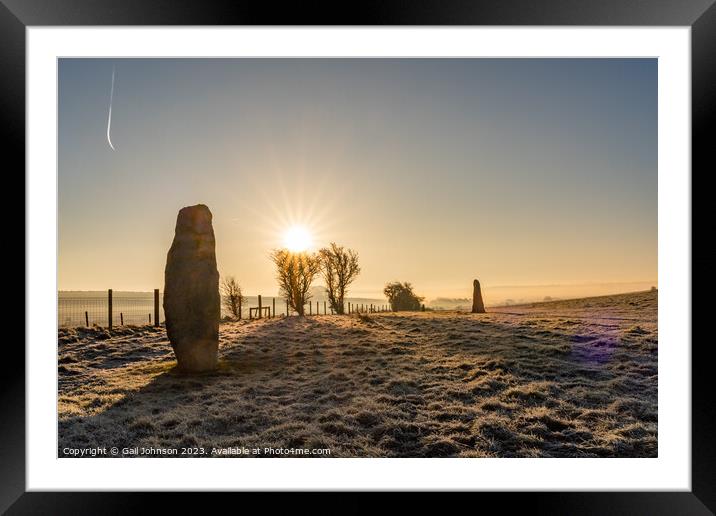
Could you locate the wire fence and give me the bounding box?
[58,290,390,328]
[58,292,162,328]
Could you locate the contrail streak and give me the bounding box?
[106,67,116,151]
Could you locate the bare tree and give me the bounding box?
[319,242,360,315]
[221,276,246,319]
[270,249,322,316]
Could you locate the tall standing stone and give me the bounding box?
[163,204,220,372]
[472,279,486,313]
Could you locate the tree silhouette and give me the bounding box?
[220,276,246,319]
[383,281,424,312]
[319,242,361,315]
[271,249,322,316]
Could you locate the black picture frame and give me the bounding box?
[6,0,713,512]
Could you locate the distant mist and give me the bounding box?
[441,281,658,308]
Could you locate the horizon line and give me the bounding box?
[58,279,657,295]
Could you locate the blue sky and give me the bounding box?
[58,58,657,301]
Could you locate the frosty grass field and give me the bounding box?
[58,290,657,458]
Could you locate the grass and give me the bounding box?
[58,290,657,457]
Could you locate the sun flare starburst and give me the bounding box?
[282,225,314,252]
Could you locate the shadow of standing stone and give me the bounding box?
[472,279,486,313]
[163,204,220,372]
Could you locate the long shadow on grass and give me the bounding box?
[58,312,658,458]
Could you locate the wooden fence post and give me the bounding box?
[120,313,123,325]
[286,299,289,316]
[316,301,319,316]
[309,302,312,315]
[154,289,160,327]
[108,289,113,329]
[324,301,326,314]
[149,313,152,324]
[258,295,263,319]
[85,311,89,327]
[272,298,276,319]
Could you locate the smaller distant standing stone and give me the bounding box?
[472,279,486,313]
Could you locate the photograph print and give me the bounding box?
[58,58,657,459]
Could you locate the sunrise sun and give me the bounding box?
[282,225,314,252]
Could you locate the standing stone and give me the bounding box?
[163,204,220,372]
[472,279,486,313]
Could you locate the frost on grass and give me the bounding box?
[58,290,657,457]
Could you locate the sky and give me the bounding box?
[58,58,657,304]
